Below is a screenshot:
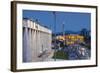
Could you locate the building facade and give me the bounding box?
[56,34,84,45]
[23,18,53,62]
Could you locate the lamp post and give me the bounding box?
[53,11,56,61]
[62,22,66,48]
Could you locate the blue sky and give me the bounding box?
[23,10,91,33]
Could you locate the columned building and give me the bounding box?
[23,18,53,62]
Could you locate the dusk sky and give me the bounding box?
[23,10,91,33]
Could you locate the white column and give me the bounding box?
[44,32,46,50]
[35,30,39,61]
[37,31,38,52]
[38,31,41,53]
[23,27,32,62]
[27,28,32,62]
[33,30,37,61]
[46,33,48,49]
[31,29,35,61]
[30,29,33,62]
[36,30,41,61]
[23,27,28,62]
[42,32,45,50]
[41,32,43,50]
[40,31,43,53]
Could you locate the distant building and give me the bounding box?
[80,29,90,38]
[56,34,84,45]
[23,18,53,62]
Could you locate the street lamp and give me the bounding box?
[62,22,66,47]
[53,11,56,61]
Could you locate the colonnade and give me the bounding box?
[23,18,52,62]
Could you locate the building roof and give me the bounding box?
[23,17,50,30]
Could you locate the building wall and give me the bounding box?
[23,18,52,62]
